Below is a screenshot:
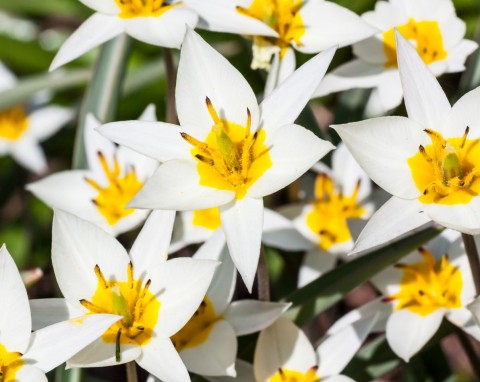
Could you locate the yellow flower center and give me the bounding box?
[85,152,143,226]
[306,173,365,250]
[383,18,447,68]
[192,208,221,230]
[385,248,462,316]
[408,127,480,205]
[181,97,272,200]
[80,263,160,362]
[0,106,28,141]
[0,343,23,382]
[115,0,179,18]
[237,0,305,59]
[269,367,319,382]
[171,296,220,352]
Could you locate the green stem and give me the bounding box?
[257,247,270,301]
[462,233,480,295]
[73,34,131,169]
[126,361,138,382]
[455,326,480,381]
[55,367,83,382]
[163,47,177,124]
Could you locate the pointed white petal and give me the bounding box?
[130,210,175,273]
[395,31,451,128]
[84,114,116,175]
[446,39,478,73]
[254,317,317,381]
[52,210,130,310]
[129,160,235,210]
[324,376,355,382]
[50,14,123,71]
[260,47,336,133]
[447,308,480,340]
[78,0,119,14]
[147,258,219,337]
[425,199,480,235]
[67,338,141,367]
[264,48,296,96]
[351,197,431,256]
[26,106,73,141]
[316,316,376,377]
[0,61,17,91]
[11,138,47,174]
[176,28,260,138]
[220,197,263,292]
[297,1,376,52]
[202,359,255,382]
[332,117,425,199]
[169,211,215,253]
[248,124,334,198]
[15,365,47,382]
[0,245,31,353]
[97,121,192,162]
[386,308,445,362]
[138,338,189,382]
[29,298,79,330]
[298,248,337,288]
[445,87,480,139]
[180,320,237,377]
[124,7,198,48]
[25,314,122,372]
[262,208,312,251]
[224,300,290,336]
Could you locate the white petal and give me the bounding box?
[313,60,384,99]
[386,308,445,362]
[264,48,296,97]
[297,1,376,52]
[445,87,480,139]
[97,121,192,162]
[50,14,123,71]
[298,248,336,288]
[138,104,157,121]
[29,298,79,330]
[169,211,216,253]
[353,36,386,66]
[332,117,424,199]
[468,297,480,326]
[138,337,190,382]
[11,138,47,174]
[260,47,336,133]
[180,320,237,377]
[67,338,141,367]
[129,160,235,210]
[176,28,260,138]
[52,210,130,310]
[220,197,263,292]
[26,106,73,141]
[351,197,431,256]
[15,365,47,382]
[84,114,116,175]
[25,314,122,373]
[395,31,451,128]
[78,0,119,14]
[248,124,334,198]
[254,317,317,381]
[124,7,198,48]
[224,300,290,336]
[324,376,355,382]
[446,308,480,340]
[130,210,175,274]
[194,236,235,315]
[0,245,31,353]
[147,258,219,337]
[316,316,376,377]
[0,61,17,91]
[202,359,255,382]
[262,208,312,251]
[445,39,478,73]
[425,198,480,235]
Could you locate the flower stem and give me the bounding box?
[163,48,177,124]
[462,233,480,295]
[455,326,480,381]
[257,247,270,301]
[126,361,138,382]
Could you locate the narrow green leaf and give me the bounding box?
[0,69,91,110]
[286,226,442,325]
[54,366,83,382]
[74,34,131,169]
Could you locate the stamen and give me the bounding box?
[424,129,446,148]
[205,97,221,124]
[419,145,432,162]
[84,177,102,191]
[180,132,210,151]
[245,108,251,138]
[460,126,470,149]
[94,265,109,289]
[319,229,336,242]
[127,262,134,289]
[195,154,214,166]
[79,299,106,314]
[115,328,122,362]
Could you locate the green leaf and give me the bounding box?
[73,34,131,169]
[286,226,442,325]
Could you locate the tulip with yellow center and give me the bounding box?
[0,245,124,382]
[315,0,478,116]
[30,209,219,381]
[27,107,158,236]
[0,62,72,174]
[50,0,198,71]
[186,0,374,93]
[98,29,335,291]
[333,32,480,255]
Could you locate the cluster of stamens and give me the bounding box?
[80,262,154,362]
[0,106,28,141]
[270,366,319,382]
[115,0,177,18]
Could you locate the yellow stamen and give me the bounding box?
[0,344,23,382]
[269,366,319,382]
[115,0,180,18]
